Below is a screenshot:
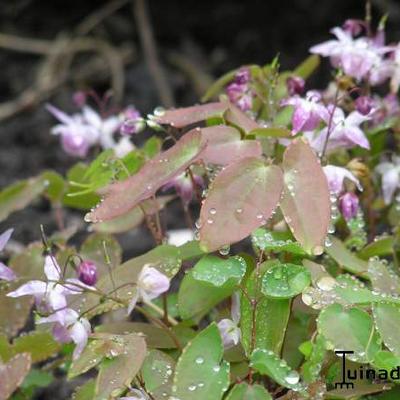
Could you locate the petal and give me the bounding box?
[7,280,46,297]
[70,320,90,360]
[82,106,102,129]
[46,104,73,125]
[127,291,140,315]
[44,255,61,281]
[48,290,67,311]
[382,169,400,205]
[346,111,370,126]
[0,228,13,251]
[292,106,310,133]
[0,262,16,281]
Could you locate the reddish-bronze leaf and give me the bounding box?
[85,130,205,222]
[0,353,31,400]
[199,157,283,252]
[224,103,259,134]
[155,102,227,128]
[280,139,330,255]
[199,125,262,165]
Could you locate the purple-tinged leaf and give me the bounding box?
[199,157,283,252]
[155,102,227,128]
[85,130,205,222]
[224,103,259,134]
[280,139,330,255]
[199,125,262,165]
[0,353,31,400]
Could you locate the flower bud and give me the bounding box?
[78,260,97,286]
[235,68,251,84]
[72,91,87,108]
[286,76,305,96]
[339,192,359,221]
[61,134,90,158]
[343,19,363,36]
[355,96,374,116]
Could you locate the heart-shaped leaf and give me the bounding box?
[373,303,400,357]
[155,102,227,127]
[199,157,283,252]
[252,228,306,255]
[85,130,205,222]
[225,382,272,399]
[171,324,230,400]
[95,333,146,399]
[261,263,311,299]
[0,353,31,400]
[199,125,262,165]
[368,258,400,296]
[318,304,381,363]
[280,139,330,255]
[224,103,259,134]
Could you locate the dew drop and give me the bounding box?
[285,370,300,385]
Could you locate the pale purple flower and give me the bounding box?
[120,389,150,400]
[162,172,204,204]
[310,27,393,83]
[127,265,170,314]
[281,91,328,134]
[72,91,87,108]
[323,165,361,195]
[38,308,90,360]
[309,107,370,152]
[7,255,91,312]
[113,136,135,158]
[217,293,241,350]
[235,68,251,84]
[342,19,364,36]
[120,106,143,136]
[286,76,305,96]
[375,156,400,205]
[47,104,99,157]
[0,228,16,282]
[339,192,360,220]
[226,68,254,112]
[355,96,374,116]
[78,260,97,286]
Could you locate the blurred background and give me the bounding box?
[0,0,399,247]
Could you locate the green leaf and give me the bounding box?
[0,353,31,400]
[368,258,400,296]
[261,263,311,298]
[41,170,65,203]
[72,379,96,400]
[171,324,230,400]
[250,349,306,393]
[251,127,292,138]
[199,158,283,252]
[225,382,272,399]
[318,304,381,363]
[241,263,290,356]
[224,103,259,134]
[252,228,306,255]
[326,237,369,278]
[95,333,146,399]
[301,335,326,383]
[86,130,205,222]
[191,255,246,287]
[141,349,175,398]
[373,350,400,371]
[0,175,50,222]
[358,236,394,259]
[280,139,331,255]
[373,303,400,357]
[20,369,53,389]
[142,136,162,159]
[178,256,245,320]
[293,55,320,79]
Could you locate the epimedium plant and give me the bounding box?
[1,14,400,400]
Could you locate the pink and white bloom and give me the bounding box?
[323,165,361,195]
[281,91,328,134]
[308,107,370,152]
[339,192,360,220]
[310,27,393,83]
[7,255,92,312]
[162,172,204,204]
[0,229,16,282]
[375,156,400,205]
[217,293,241,350]
[38,308,90,360]
[127,265,170,314]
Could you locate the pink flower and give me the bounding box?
[163,172,204,204]
[281,91,328,134]
[323,165,361,195]
[120,106,143,136]
[0,229,16,282]
[309,107,370,152]
[127,265,170,314]
[286,76,305,96]
[226,68,254,111]
[38,308,91,360]
[78,260,97,286]
[342,19,364,36]
[7,255,92,312]
[355,96,374,116]
[310,27,393,83]
[339,192,360,220]
[217,293,241,350]
[72,91,87,108]
[375,156,400,204]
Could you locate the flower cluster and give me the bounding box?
[226,68,255,111]
[47,94,144,158]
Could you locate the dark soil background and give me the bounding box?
[1,1,400,398]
